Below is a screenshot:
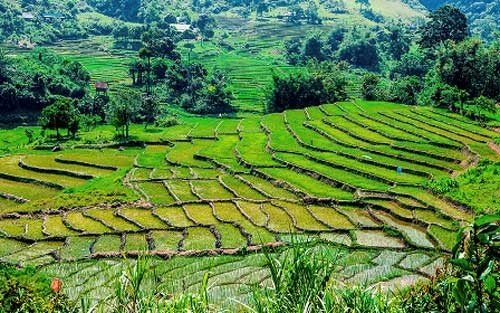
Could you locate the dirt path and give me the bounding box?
[487,142,500,155]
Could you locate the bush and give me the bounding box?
[389,76,423,105]
[266,63,347,113]
[0,264,74,313]
[361,73,381,100]
[425,176,458,194]
[154,115,180,128]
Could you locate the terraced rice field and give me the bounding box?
[0,101,497,306]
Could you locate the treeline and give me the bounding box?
[270,5,499,121]
[0,49,90,118]
[419,0,499,41]
[362,6,499,122]
[127,22,234,115]
[0,0,87,44]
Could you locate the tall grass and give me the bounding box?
[248,238,397,313]
[82,254,219,313]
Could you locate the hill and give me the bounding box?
[419,0,499,40]
[0,0,426,45]
[0,100,498,307]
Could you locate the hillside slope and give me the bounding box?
[419,0,499,39]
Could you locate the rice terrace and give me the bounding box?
[0,0,499,312]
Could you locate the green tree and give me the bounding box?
[436,38,500,101]
[38,98,80,138]
[194,14,216,41]
[141,95,161,128]
[0,49,6,84]
[288,5,305,24]
[390,45,432,78]
[138,47,154,94]
[325,27,346,56]
[418,5,468,48]
[389,76,423,106]
[361,73,380,101]
[112,23,129,42]
[105,91,141,139]
[451,215,500,312]
[305,1,322,24]
[192,70,234,114]
[383,23,411,59]
[303,35,325,61]
[463,96,497,123]
[337,31,379,70]
[267,63,347,113]
[141,27,179,60]
[355,0,370,10]
[284,38,303,65]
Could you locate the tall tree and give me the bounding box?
[436,38,500,101]
[105,91,141,139]
[303,35,325,61]
[38,97,80,138]
[418,5,468,48]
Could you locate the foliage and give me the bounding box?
[337,28,379,71]
[140,96,162,128]
[0,264,74,313]
[435,38,500,101]
[390,45,432,79]
[88,255,215,313]
[450,215,500,312]
[0,49,90,117]
[252,240,397,313]
[38,97,80,138]
[190,69,235,114]
[105,90,141,139]
[419,0,500,41]
[266,63,347,113]
[418,5,468,48]
[361,73,381,101]
[251,240,339,312]
[389,75,423,106]
[427,160,500,214]
[154,115,179,128]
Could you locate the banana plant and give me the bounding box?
[451,215,499,313]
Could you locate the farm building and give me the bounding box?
[42,13,66,21]
[170,24,192,32]
[21,12,35,21]
[95,82,109,94]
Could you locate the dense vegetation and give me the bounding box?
[2,215,499,312]
[0,1,499,312]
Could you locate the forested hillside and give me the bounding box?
[419,0,499,40]
[1,0,426,44]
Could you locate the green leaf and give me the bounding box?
[484,275,496,294]
[479,260,494,280]
[451,258,473,271]
[474,215,500,227]
[454,279,469,306]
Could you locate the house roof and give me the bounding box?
[170,24,191,32]
[21,12,35,19]
[95,82,108,90]
[42,13,65,19]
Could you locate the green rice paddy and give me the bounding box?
[0,101,497,307]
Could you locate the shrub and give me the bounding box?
[154,115,180,128]
[425,176,458,194]
[266,63,347,113]
[398,215,500,313]
[0,264,74,313]
[361,73,381,101]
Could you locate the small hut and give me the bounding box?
[95,82,109,95]
[21,12,35,21]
